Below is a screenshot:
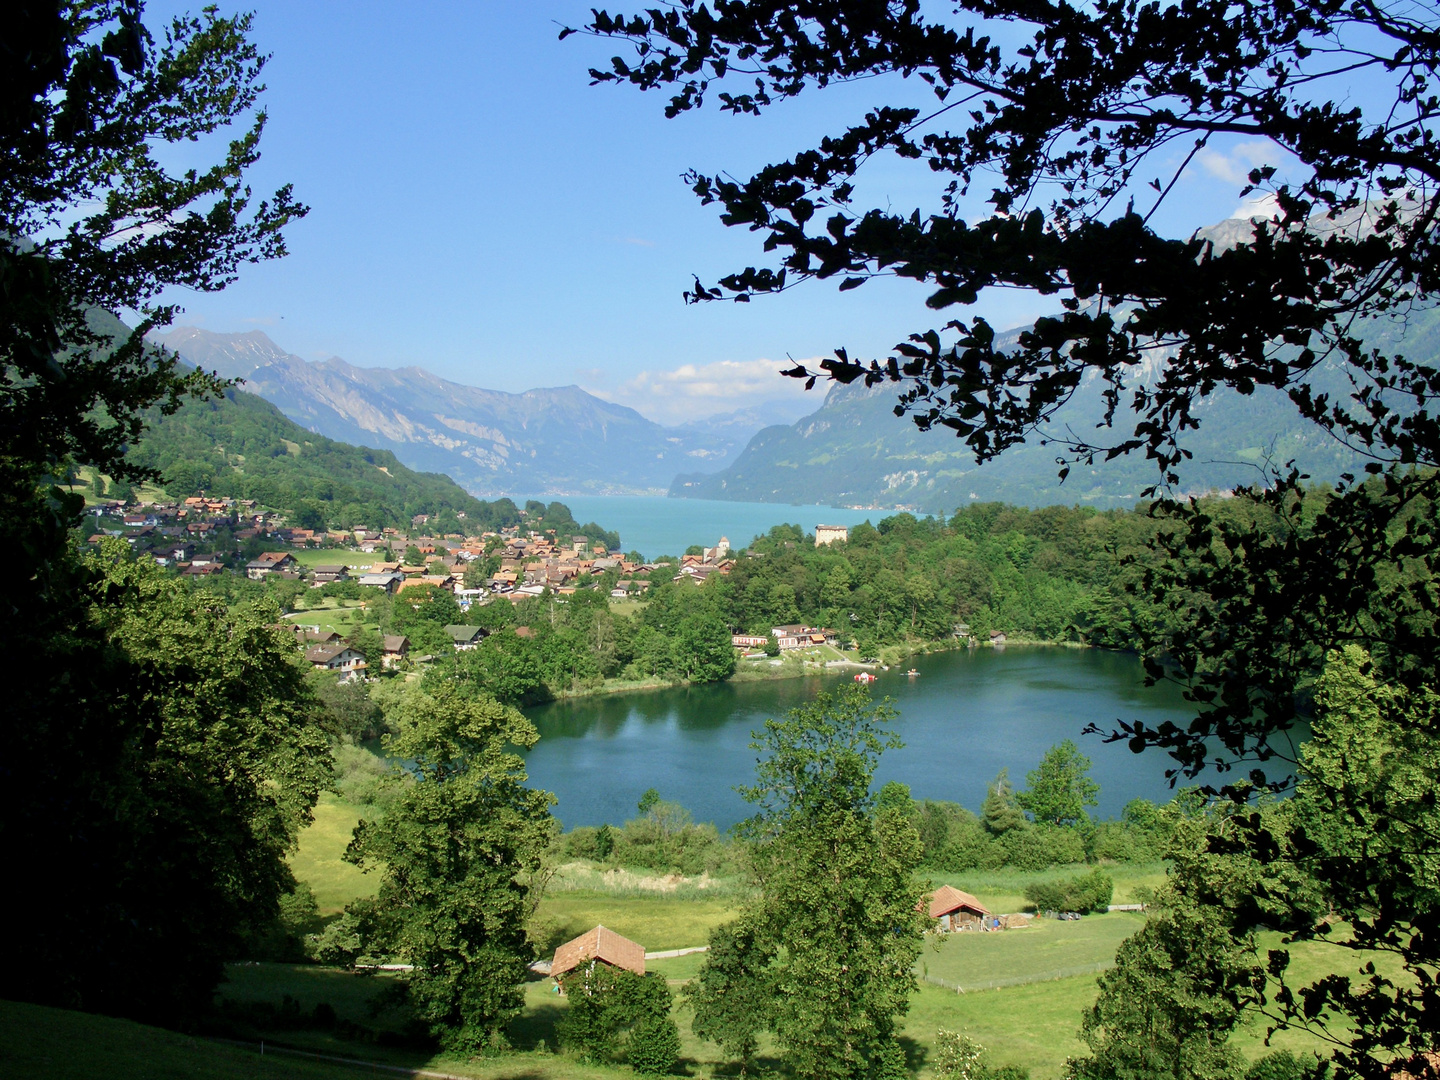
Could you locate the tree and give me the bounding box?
[572,2,1440,489]
[688,918,773,1074]
[335,683,556,1051]
[675,610,738,682]
[557,965,679,1074]
[569,0,1440,916]
[1253,647,1440,1078]
[1,548,331,1020]
[1070,887,1256,1080]
[980,769,1028,836]
[1017,740,1101,828]
[0,3,308,1024]
[698,685,925,1080]
[2,1,305,493]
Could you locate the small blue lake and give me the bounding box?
[520,646,1290,830]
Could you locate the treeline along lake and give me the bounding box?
[521,645,1250,829]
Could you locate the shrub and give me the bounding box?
[334,743,394,807]
[1245,1052,1328,1080]
[1024,870,1114,914]
[557,968,675,1066]
[1001,825,1088,870]
[935,1030,988,1080]
[1090,799,1171,863]
[627,1015,681,1075]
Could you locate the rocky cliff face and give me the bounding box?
[153,328,756,496]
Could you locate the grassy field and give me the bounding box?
[534,892,738,954]
[284,602,375,639]
[921,912,1145,990]
[289,794,376,914]
[289,549,387,570]
[276,808,1338,1080]
[0,998,391,1080]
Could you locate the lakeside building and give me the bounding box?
[815,524,849,546]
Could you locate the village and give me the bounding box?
[82,495,887,685]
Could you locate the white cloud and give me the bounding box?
[1230,192,1282,222]
[583,357,823,426]
[1196,140,1277,186]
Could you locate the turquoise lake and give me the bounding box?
[521,646,1276,830]
[512,494,891,561]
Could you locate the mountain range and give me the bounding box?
[150,328,773,498]
[673,214,1439,511]
[155,206,1436,511]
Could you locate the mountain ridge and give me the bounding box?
[151,327,762,498]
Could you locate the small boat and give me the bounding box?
[854,671,877,684]
[906,668,920,677]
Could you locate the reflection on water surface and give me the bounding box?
[522,647,1219,829]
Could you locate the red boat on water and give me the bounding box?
[854,671,877,684]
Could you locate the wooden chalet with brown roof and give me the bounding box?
[551,925,645,983]
[927,885,992,932]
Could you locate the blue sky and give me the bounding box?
[145,2,1275,425]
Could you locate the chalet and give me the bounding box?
[382,635,410,669]
[311,564,350,584]
[444,625,485,650]
[551,925,646,985]
[927,885,992,932]
[815,524,850,547]
[357,571,403,594]
[989,630,1008,645]
[247,551,297,580]
[305,644,368,682]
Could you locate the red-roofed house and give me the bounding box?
[927,885,991,932]
[551,925,646,983]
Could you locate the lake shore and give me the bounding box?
[543,636,1087,703]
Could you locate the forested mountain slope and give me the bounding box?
[127,383,523,531]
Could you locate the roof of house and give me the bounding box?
[312,564,348,574]
[444,624,483,643]
[928,885,991,919]
[382,635,409,652]
[551,925,646,978]
[305,644,358,664]
[248,551,293,567]
[357,571,403,585]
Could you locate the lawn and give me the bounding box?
[290,549,385,569]
[903,974,1098,1078]
[533,891,739,954]
[289,794,376,914]
[920,912,1145,991]
[0,999,393,1080]
[283,602,375,639]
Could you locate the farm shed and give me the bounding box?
[927,885,992,931]
[551,925,646,984]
